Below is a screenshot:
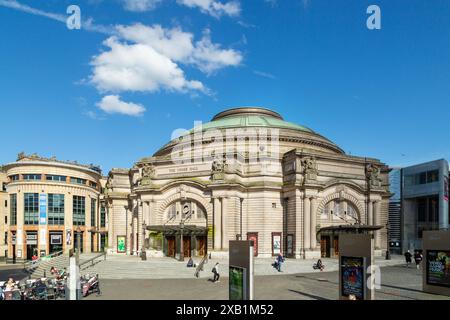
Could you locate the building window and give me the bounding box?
[100,206,106,228]
[10,194,17,225]
[91,199,96,227]
[70,177,86,185]
[4,200,6,207]
[168,204,177,220]
[48,194,65,225]
[2,182,6,191]
[23,174,42,181]
[24,193,39,225]
[89,181,98,189]
[46,175,67,182]
[427,170,439,183]
[73,196,85,226]
[9,175,19,182]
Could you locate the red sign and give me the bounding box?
[247,233,258,257]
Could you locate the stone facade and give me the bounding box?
[2,154,107,261]
[0,170,8,260]
[105,107,391,259]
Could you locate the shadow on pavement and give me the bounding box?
[288,289,330,300]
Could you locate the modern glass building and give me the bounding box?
[390,159,450,253]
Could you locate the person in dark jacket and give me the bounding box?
[276,253,285,272]
[404,250,412,268]
[414,251,423,269]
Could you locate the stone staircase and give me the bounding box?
[27,253,105,279]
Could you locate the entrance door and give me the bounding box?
[183,236,191,258]
[333,236,339,256]
[26,245,37,261]
[49,233,63,254]
[321,236,330,258]
[197,236,206,256]
[167,236,175,257]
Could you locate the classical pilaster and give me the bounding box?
[221,197,228,249]
[213,197,222,250]
[368,200,373,226]
[303,196,311,252]
[310,197,317,250]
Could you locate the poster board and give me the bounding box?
[229,240,254,300]
[117,236,126,253]
[423,231,450,296]
[340,256,366,300]
[229,266,247,300]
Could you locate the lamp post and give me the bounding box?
[76,226,81,266]
[141,221,147,260]
[179,220,184,262]
[385,221,391,260]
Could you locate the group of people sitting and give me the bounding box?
[50,266,67,280]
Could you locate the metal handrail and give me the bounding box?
[79,252,107,270]
[194,254,208,278]
[23,250,64,272]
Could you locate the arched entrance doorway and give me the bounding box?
[317,199,361,258]
[147,199,208,259]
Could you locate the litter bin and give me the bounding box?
[141,250,147,261]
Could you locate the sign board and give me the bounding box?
[39,229,46,246]
[426,250,450,288]
[423,231,450,296]
[339,233,374,300]
[117,236,126,253]
[51,234,63,245]
[11,234,16,245]
[66,230,72,245]
[287,234,293,256]
[229,240,254,300]
[341,256,366,300]
[229,266,247,300]
[39,194,47,225]
[17,249,22,258]
[26,233,38,245]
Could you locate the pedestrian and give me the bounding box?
[404,250,412,268]
[414,250,423,270]
[276,252,285,272]
[212,262,220,283]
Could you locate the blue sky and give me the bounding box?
[0,0,449,174]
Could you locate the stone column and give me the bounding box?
[107,204,113,251]
[221,197,228,249]
[303,196,311,253]
[213,197,222,250]
[310,197,317,250]
[368,200,373,226]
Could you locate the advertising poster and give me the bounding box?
[117,236,126,253]
[229,266,246,300]
[341,256,365,300]
[427,250,450,287]
[66,230,72,245]
[273,234,281,255]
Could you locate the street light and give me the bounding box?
[76,226,81,265]
[179,221,185,262]
[141,221,147,260]
[385,221,391,260]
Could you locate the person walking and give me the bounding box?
[276,252,285,272]
[414,250,423,270]
[212,262,220,283]
[404,250,412,268]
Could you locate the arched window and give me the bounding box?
[321,200,359,222]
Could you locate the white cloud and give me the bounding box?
[96,95,146,116]
[116,24,242,74]
[177,0,240,18]
[90,36,206,94]
[253,70,276,80]
[90,24,241,96]
[122,0,161,12]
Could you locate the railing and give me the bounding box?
[23,250,64,273]
[79,252,107,270]
[194,254,208,278]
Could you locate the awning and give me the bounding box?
[146,225,207,236]
[318,224,383,236]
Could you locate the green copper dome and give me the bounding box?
[190,107,315,133]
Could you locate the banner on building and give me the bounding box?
[39,194,47,225]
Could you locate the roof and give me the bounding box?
[189,106,315,134]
